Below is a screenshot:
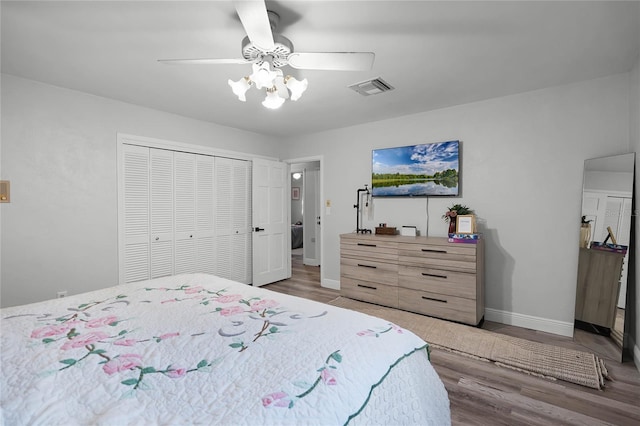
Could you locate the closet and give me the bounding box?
[120,144,251,284]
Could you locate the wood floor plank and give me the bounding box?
[265,254,640,425]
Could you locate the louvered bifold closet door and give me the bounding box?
[150,148,174,279]
[195,155,216,274]
[232,159,252,284]
[214,157,251,284]
[174,152,197,275]
[122,144,150,283]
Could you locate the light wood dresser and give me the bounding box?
[340,233,484,326]
[574,248,624,330]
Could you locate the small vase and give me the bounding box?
[448,220,456,234]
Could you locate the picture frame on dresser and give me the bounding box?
[456,214,476,234]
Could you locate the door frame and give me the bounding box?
[284,155,324,285]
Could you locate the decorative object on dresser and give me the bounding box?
[400,226,417,237]
[442,204,473,234]
[353,184,372,234]
[375,224,396,235]
[340,233,484,326]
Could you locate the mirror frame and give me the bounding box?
[575,152,635,362]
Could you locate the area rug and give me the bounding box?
[328,297,609,390]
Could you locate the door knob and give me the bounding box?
[254,227,265,232]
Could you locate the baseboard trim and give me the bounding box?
[322,278,340,291]
[485,308,574,337]
[631,336,640,374]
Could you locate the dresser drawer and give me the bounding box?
[341,238,398,262]
[341,277,398,307]
[398,242,476,272]
[341,257,398,286]
[398,265,476,299]
[398,287,478,325]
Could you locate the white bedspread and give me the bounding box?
[1,273,449,425]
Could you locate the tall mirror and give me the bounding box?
[575,152,635,361]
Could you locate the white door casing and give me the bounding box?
[252,158,289,286]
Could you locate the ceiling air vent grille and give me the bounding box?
[348,77,394,96]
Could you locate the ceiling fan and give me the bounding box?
[159,0,375,108]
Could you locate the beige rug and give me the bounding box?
[329,297,609,390]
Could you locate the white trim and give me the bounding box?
[582,188,633,198]
[484,307,574,337]
[322,278,340,291]
[632,335,640,373]
[117,133,278,162]
[304,258,320,267]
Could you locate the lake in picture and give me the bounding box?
[372,180,458,196]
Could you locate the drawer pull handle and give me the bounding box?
[357,284,378,290]
[422,296,447,303]
[357,243,377,247]
[422,272,447,279]
[421,248,447,253]
[357,264,377,269]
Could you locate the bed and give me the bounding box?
[291,224,304,249]
[1,273,450,425]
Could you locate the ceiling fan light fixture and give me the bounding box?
[262,87,286,109]
[284,76,308,101]
[228,76,252,101]
[250,61,278,89]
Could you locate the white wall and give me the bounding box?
[629,54,640,370]
[0,74,282,308]
[284,73,631,335]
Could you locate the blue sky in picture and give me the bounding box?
[372,141,459,176]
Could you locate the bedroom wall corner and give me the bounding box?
[0,74,281,308]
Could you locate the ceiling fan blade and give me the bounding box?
[158,58,250,65]
[234,0,275,52]
[287,52,375,71]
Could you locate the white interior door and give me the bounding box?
[252,158,289,286]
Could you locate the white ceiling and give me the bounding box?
[2,1,639,138]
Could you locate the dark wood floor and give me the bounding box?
[264,254,640,425]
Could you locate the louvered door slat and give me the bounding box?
[122,144,150,282]
[196,155,216,273]
[150,149,174,277]
[174,152,196,274]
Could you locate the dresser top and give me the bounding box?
[340,232,483,248]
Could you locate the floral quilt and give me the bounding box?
[1,273,449,425]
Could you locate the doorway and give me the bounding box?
[289,159,322,284]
